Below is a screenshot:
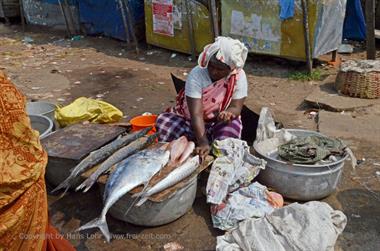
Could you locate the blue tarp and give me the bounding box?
[41,0,77,5]
[78,0,144,41]
[343,0,366,41]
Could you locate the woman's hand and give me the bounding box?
[187,96,210,162]
[218,110,235,122]
[218,98,246,122]
[195,141,210,162]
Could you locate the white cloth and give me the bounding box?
[198,36,248,70]
[185,66,248,99]
[216,201,347,251]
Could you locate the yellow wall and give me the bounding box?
[145,0,214,54]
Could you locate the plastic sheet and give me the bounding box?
[55,97,123,127]
[78,0,144,41]
[343,0,366,41]
[217,201,347,251]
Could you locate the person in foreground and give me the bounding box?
[0,71,75,251]
[156,36,249,159]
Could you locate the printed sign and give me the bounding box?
[152,0,174,36]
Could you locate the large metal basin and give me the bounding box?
[254,129,348,201]
[99,177,197,226]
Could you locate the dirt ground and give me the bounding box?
[1,23,379,251]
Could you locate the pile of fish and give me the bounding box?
[52,127,154,195]
[54,130,199,243]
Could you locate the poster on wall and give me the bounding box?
[152,0,174,36]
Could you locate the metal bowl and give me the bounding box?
[27,101,57,129]
[254,129,348,201]
[29,115,53,139]
[99,177,197,226]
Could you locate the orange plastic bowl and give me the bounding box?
[130,115,158,134]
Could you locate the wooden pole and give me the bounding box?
[63,0,77,35]
[123,0,139,54]
[58,0,72,37]
[366,0,376,59]
[19,0,25,32]
[377,0,380,29]
[117,0,131,44]
[209,0,219,38]
[185,0,196,61]
[301,0,312,73]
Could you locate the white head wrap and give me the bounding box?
[198,36,248,70]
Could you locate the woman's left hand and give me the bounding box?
[218,111,235,122]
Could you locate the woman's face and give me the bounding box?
[207,56,231,82]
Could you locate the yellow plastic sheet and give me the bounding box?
[55,97,123,127]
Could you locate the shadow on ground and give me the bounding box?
[336,188,380,251]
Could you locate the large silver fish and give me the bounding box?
[77,147,170,242]
[134,155,199,207]
[52,127,152,195]
[76,133,158,193]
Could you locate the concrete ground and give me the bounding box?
[1,23,379,251]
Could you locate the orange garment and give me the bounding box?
[0,71,75,251]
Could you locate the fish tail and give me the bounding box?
[77,216,111,242]
[130,191,145,198]
[135,197,148,207]
[75,176,96,193]
[51,177,72,195]
[58,186,70,198]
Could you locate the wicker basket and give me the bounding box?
[335,60,380,99]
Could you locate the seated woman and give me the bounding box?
[156,37,248,159]
[0,71,75,250]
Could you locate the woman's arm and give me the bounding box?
[227,98,245,116]
[218,98,245,122]
[186,96,210,159]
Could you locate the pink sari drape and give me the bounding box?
[171,71,240,122]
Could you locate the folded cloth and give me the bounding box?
[278,135,346,164]
[198,36,248,70]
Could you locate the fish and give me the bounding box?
[133,155,200,207]
[77,147,170,242]
[76,133,158,193]
[178,141,195,164]
[51,127,152,195]
[168,136,188,165]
